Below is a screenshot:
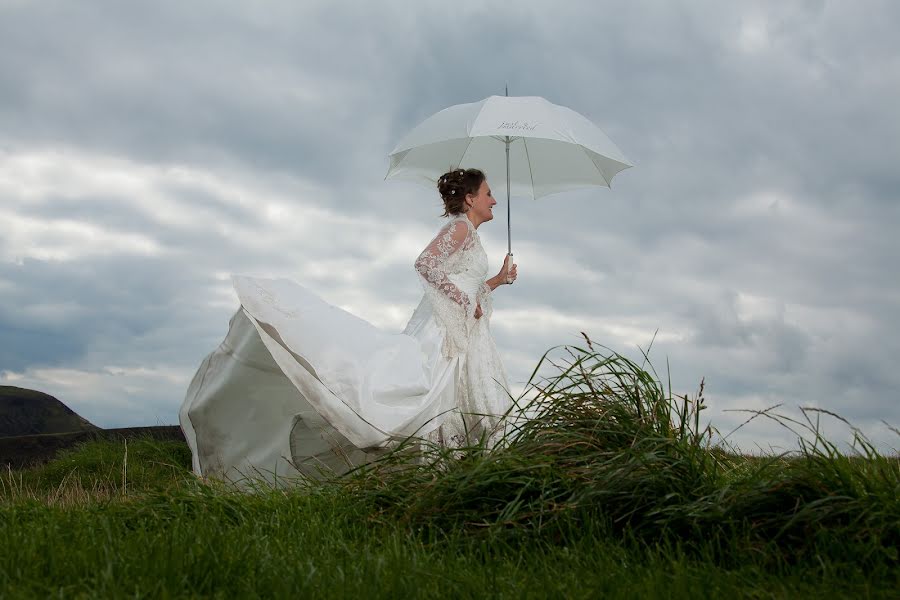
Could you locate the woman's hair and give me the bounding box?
[437,168,485,216]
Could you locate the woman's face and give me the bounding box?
[466,179,496,225]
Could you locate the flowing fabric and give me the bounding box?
[179,213,510,484]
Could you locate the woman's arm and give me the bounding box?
[415,220,472,310]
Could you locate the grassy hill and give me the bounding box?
[0,386,98,437]
[2,423,897,597]
[1,346,896,597]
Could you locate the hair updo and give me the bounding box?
[437,167,485,217]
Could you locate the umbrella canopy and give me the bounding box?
[385,95,633,200]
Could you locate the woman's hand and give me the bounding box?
[487,254,519,291]
[502,254,518,284]
[474,303,483,319]
[496,254,518,285]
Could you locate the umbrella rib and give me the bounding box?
[580,146,611,187]
[385,149,412,180]
[522,137,537,200]
[457,136,476,170]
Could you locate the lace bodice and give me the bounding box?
[414,213,493,358]
[412,213,509,449]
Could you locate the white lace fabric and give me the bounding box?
[412,213,510,449]
[414,216,476,312]
[415,214,484,359]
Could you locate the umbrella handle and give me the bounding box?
[506,253,514,285]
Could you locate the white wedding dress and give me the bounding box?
[179,213,510,484]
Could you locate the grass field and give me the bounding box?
[2,344,897,598]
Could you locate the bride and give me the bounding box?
[179,168,518,484]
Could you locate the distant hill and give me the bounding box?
[0,386,99,437]
[0,386,186,470]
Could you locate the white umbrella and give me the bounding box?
[385,93,633,274]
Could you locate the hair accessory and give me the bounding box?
[450,189,456,194]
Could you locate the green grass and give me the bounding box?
[2,436,192,504]
[4,485,892,599]
[1,342,897,598]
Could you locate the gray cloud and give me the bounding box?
[1,0,898,451]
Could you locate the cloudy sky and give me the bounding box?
[2,0,898,453]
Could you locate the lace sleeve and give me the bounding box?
[414,220,471,310]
